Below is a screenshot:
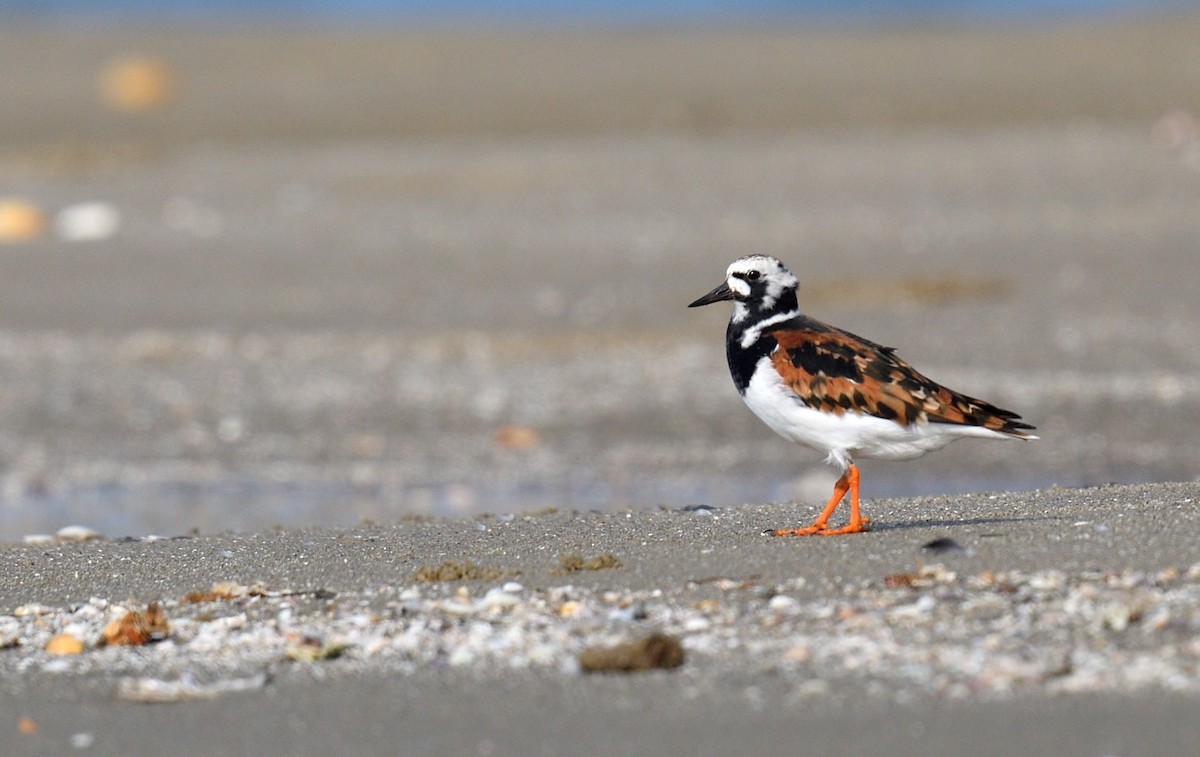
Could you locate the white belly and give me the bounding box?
[741,356,1004,469]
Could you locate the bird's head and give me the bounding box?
[688,255,799,322]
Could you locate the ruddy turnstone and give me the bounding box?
[689,255,1036,535]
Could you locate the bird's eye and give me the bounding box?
[746,270,761,281]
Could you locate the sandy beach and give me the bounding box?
[4,482,1200,755]
[2,14,1200,755]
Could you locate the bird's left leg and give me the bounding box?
[818,464,869,535]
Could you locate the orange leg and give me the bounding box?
[770,464,870,537]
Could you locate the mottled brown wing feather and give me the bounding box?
[770,325,1035,435]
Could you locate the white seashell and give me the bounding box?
[54,202,121,242]
[55,525,102,542]
[767,594,798,611]
[480,589,519,611]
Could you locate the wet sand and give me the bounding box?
[2,15,1200,756]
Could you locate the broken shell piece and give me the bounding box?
[285,636,351,663]
[55,525,102,542]
[45,633,85,656]
[102,603,169,646]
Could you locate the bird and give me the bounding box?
[689,255,1036,536]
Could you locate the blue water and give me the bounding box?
[1,0,1194,25]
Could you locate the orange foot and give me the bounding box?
[817,517,870,536]
[766,517,870,537]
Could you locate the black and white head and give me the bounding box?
[688,255,800,323]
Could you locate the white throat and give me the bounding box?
[738,309,799,348]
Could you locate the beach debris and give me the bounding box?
[285,635,351,663]
[559,553,621,572]
[13,604,54,618]
[578,632,685,673]
[22,526,103,545]
[687,575,761,591]
[4,560,1200,704]
[492,424,541,450]
[767,594,799,612]
[884,563,957,588]
[54,202,121,242]
[884,572,919,588]
[0,198,47,243]
[18,717,38,735]
[55,525,103,543]
[44,633,85,656]
[101,603,169,647]
[558,600,589,619]
[98,55,178,112]
[478,585,522,612]
[413,561,509,583]
[117,673,268,703]
[182,581,267,604]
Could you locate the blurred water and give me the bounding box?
[1,0,1194,24]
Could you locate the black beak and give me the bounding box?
[688,281,735,308]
